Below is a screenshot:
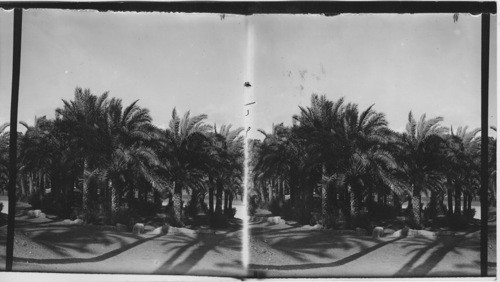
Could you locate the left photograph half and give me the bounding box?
[0,9,246,276]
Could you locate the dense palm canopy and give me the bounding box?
[160,109,212,224]
[0,123,10,192]
[443,126,482,217]
[0,88,494,231]
[393,112,448,225]
[97,98,164,215]
[3,87,244,227]
[211,124,244,220]
[251,94,494,229]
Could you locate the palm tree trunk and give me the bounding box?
[435,191,443,216]
[154,190,161,208]
[82,159,89,212]
[38,172,41,191]
[344,185,352,228]
[411,187,421,227]
[265,180,269,202]
[190,189,199,215]
[268,179,274,202]
[40,172,44,192]
[447,187,454,215]
[301,182,314,224]
[67,179,76,212]
[20,175,26,200]
[259,179,266,205]
[306,184,314,222]
[53,173,60,197]
[392,192,401,213]
[350,185,362,221]
[278,178,284,204]
[63,177,71,214]
[141,188,147,204]
[215,179,223,215]
[467,194,472,212]
[208,175,214,214]
[454,185,461,215]
[489,175,496,207]
[39,172,46,202]
[462,192,467,214]
[28,173,34,195]
[289,182,295,207]
[321,163,328,220]
[407,194,413,213]
[289,171,297,209]
[223,190,229,214]
[429,191,437,219]
[110,179,119,215]
[331,182,338,211]
[269,179,274,203]
[349,189,357,218]
[297,187,305,223]
[366,185,374,215]
[172,181,183,225]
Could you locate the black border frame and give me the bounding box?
[2,1,496,278]
[0,1,497,14]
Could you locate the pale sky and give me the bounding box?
[250,13,497,139]
[0,10,496,140]
[0,10,247,130]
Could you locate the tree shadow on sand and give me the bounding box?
[393,234,485,277]
[244,221,489,278]
[248,237,403,272]
[153,228,243,275]
[0,224,163,264]
[218,222,403,274]
[1,215,245,276]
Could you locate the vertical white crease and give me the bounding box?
[242,16,255,272]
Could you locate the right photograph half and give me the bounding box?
[246,13,496,278]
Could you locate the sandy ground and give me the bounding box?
[248,209,497,278]
[0,198,496,278]
[0,201,246,276]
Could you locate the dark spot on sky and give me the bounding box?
[299,70,307,80]
[244,82,252,87]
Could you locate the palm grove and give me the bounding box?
[0,87,244,227]
[250,94,496,229]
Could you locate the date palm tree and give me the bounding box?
[19,116,55,203]
[0,123,10,193]
[254,122,320,224]
[211,124,244,218]
[293,94,345,223]
[254,124,292,205]
[338,103,400,225]
[161,108,211,225]
[488,127,496,206]
[445,126,481,216]
[98,98,164,216]
[55,87,109,213]
[20,116,84,214]
[396,112,448,226]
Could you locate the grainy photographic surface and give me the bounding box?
[0,9,247,276]
[0,7,496,279]
[246,13,497,278]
